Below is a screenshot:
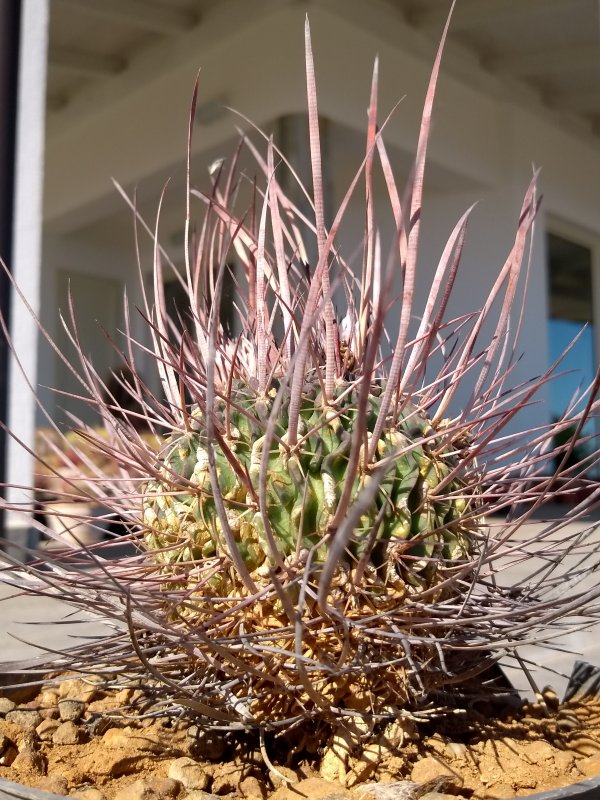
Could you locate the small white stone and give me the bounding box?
[195,447,209,471]
[167,756,210,790]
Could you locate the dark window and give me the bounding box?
[547,232,595,422]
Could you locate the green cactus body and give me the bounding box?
[142,380,477,600]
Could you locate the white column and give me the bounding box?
[5,0,50,551]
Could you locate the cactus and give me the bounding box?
[2,10,600,786]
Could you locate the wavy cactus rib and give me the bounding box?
[2,7,600,768]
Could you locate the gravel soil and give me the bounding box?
[1,676,600,800]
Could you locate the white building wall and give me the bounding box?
[36,2,600,440]
[37,234,135,427]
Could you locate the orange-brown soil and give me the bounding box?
[1,676,600,799]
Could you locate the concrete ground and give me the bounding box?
[491,506,600,697]
[1,507,600,700]
[0,527,130,670]
[0,579,114,665]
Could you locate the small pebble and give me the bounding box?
[58,678,101,704]
[0,682,39,704]
[17,730,38,751]
[11,747,47,775]
[212,766,244,795]
[168,756,210,791]
[53,720,81,745]
[184,792,220,800]
[423,734,446,755]
[114,688,136,705]
[38,775,69,795]
[0,734,17,766]
[40,706,60,720]
[59,698,86,722]
[5,708,43,730]
[38,688,59,706]
[71,788,106,800]
[420,794,462,800]
[410,757,455,785]
[36,718,61,741]
[187,725,228,760]
[239,775,266,798]
[445,742,467,759]
[102,726,160,752]
[113,688,145,708]
[112,778,180,800]
[0,697,16,716]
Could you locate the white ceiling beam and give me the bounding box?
[408,0,571,30]
[487,43,600,76]
[58,0,199,36]
[50,46,124,77]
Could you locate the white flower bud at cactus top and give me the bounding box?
[339,311,356,346]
